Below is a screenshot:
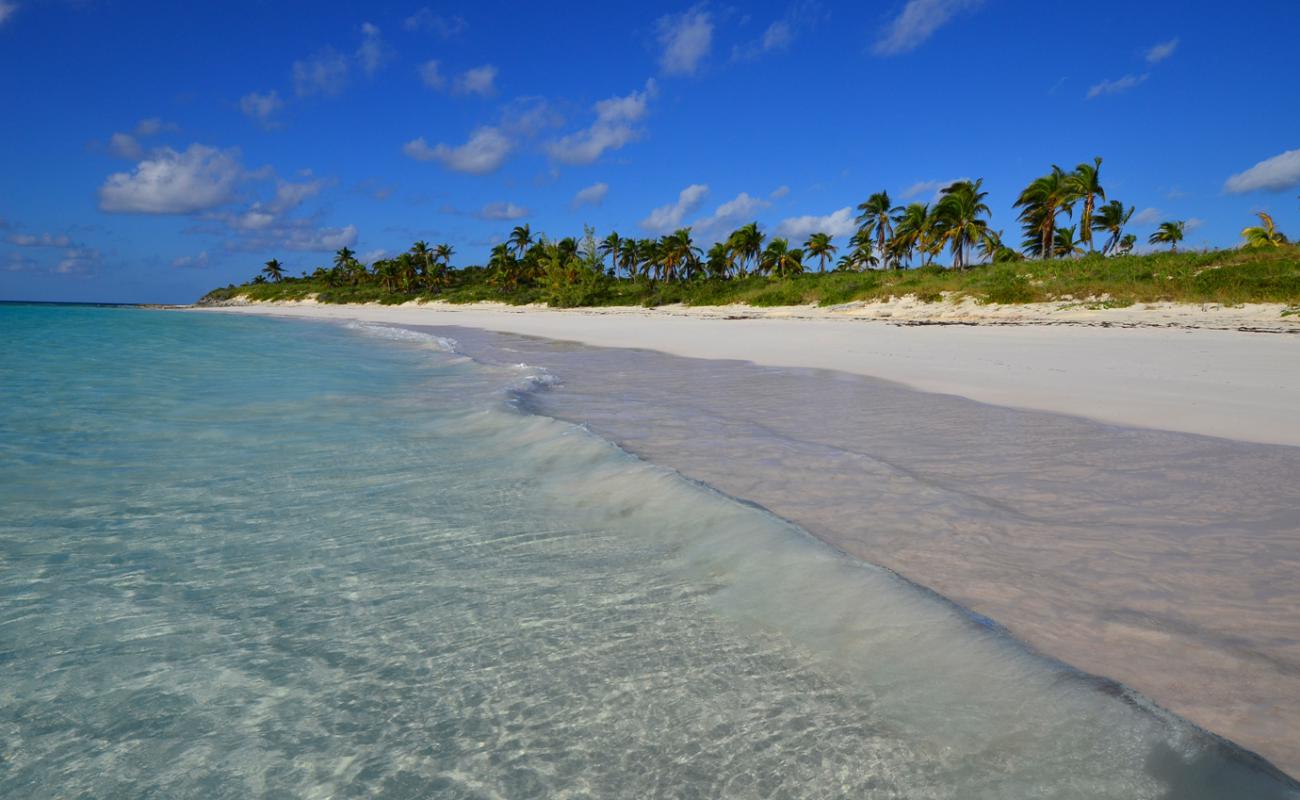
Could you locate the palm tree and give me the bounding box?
[856,191,902,268]
[892,203,931,267]
[847,229,879,270]
[598,232,622,274]
[1091,200,1134,256]
[761,238,804,278]
[803,232,837,272]
[1116,234,1137,255]
[727,222,764,277]
[1014,166,1076,259]
[508,224,533,258]
[618,239,641,278]
[261,258,284,282]
[705,241,731,278]
[1068,157,1105,252]
[658,228,700,282]
[488,243,519,288]
[1053,225,1084,258]
[1241,212,1288,248]
[1148,221,1186,252]
[410,241,433,278]
[934,179,992,270]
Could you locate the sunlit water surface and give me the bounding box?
[0,305,1293,799]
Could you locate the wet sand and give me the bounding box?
[198,302,1300,778]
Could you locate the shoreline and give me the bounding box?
[193,299,1300,447]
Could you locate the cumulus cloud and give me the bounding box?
[356,22,391,75]
[403,126,513,174]
[99,144,245,214]
[733,1,826,61]
[776,207,857,238]
[640,184,709,233]
[656,6,712,75]
[0,2,17,26]
[873,0,983,56]
[1086,73,1148,99]
[1145,37,1179,64]
[477,201,530,220]
[6,232,72,247]
[403,7,467,38]
[453,64,498,96]
[1224,148,1300,193]
[293,48,350,96]
[240,90,283,127]
[692,192,770,242]
[572,182,610,208]
[418,60,445,90]
[171,251,210,269]
[1133,207,1162,225]
[546,81,655,166]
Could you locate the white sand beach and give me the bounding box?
[198,300,1300,778]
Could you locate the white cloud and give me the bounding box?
[776,207,857,238]
[770,185,790,199]
[270,225,358,252]
[873,0,983,56]
[1086,73,1149,99]
[656,7,712,75]
[499,97,560,136]
[1145,37,1179,64]
[55,248,100,274]
[572,182,610,208]
[1133,207,1162,225]
[108,132,143,160]
[133,117,174,136]
[0,2,17,26]
[171,251,210,269]
[1224,148,1300,193]
[640,184,709,233]
[403,8,467,37]
[99,144,244,214]
[453,64,498,96]
[1185,217,1205,231]
[356,22,391,75]
[732,2,826,61]
[900,176,970,201]
[692,192,771,241]
[403,127,513,174]
[477,201,530,220]
[418,60,445,90]
[240,90,283,127]
[545,81,655,165]
[6,232,72,247]
[293,49,350,97]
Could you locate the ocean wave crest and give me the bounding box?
[344,321,459,352]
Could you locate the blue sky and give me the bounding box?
[2,0,1298,303]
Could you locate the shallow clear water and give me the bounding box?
[0,305,1294,798]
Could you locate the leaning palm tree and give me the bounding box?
[1148,221,1186,252]
[507,224,533,258]
[1241,212,1288,248]
[856,191,902,269]
[761,238,804,279]
[892,203,931,268]
[803,232,837,273]
[1091,200,1134,256]
[261,258,284,282]
[935,179,992,270]
[1014,166,1076,259]
[1116,234,1137,255]
[1068,157,1105,252]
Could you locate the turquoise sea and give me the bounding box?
[0,303,1294,798]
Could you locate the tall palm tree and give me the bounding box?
[598,232,622,274]
[892,203,931,267]
[727,222,764,277]
[508,224,533,258]
[1014,166,1076,259]
[761,238,804,278]
[935,179,992,270]
[1068,157,1105,252]
[705,241,731,279]
[803,232,837,272]
[658,228,701,281]
[1091,200,1134,256]
[618,239,641,278]
[261,258,284,282]
[1241,212,1288,248]
[434,243,455,268]
[856,191,902,268]
[1148,221,1186,252]
[410,241,433,277]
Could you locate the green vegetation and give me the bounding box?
[201,159,1300,312]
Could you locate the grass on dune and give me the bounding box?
[202,245,1300,311]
